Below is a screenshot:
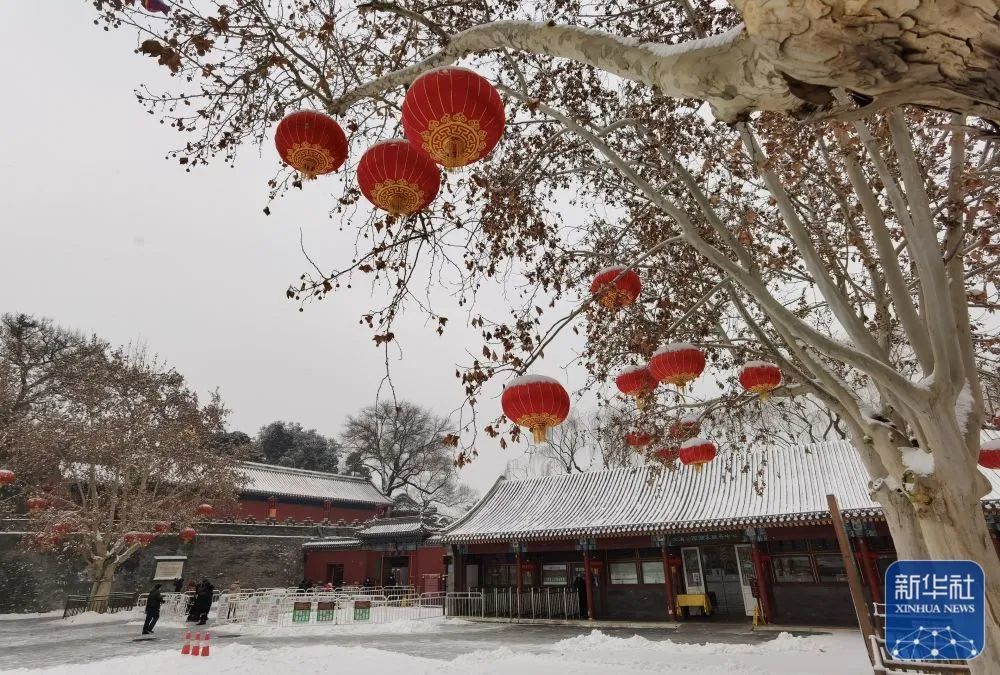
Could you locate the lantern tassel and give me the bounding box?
[531,426,548,444]
[693,463,704,473]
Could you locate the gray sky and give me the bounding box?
[0,3,594,494]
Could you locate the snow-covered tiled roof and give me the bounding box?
[356,516,428,539]
[301,536,362,550]
[440,441,1000,543]
[238,462,391,505]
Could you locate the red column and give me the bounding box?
[751,542,773,622]
[516,547,524,617]
[583,548,595,620]
[411,550,419,592]
[662,548,677,621]
[856,537,882,605]
[454,550,464,592]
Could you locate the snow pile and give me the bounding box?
[616,364,650,376]
[680,437,713,449]
[0,611,62,621]
[554,629,813,654]
[63,612,138,626]
[593,265,626,277]
[739,360,778,374]
[641,23,745,58]
[214,617,469,637]
[900,447,935,476]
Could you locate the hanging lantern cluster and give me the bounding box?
[139,532,156,547]
[739,361,782,399]
[679,437,717,471]
[650,344,706,389]
[502,375,571,443]
[590,267,642,310]
[615,365,658,410]
[979,440,1000,469]
[26,497,49,513]
[402,67,506,169]
[655,447,679,465]
[179,527,197,543]
[274,110,349,179]
[357,140,441,216]
[624,432,653,450]
[123,531,143,546]
[196,503,214,518]
[668,417,701,443]
[0,469,15,487]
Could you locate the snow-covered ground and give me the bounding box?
[0,612,871,674]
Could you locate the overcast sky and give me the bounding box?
[0,3,597,495]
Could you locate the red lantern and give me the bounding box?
[649,344,707,388]
[501,375,571,443]
[123,531,142,546]
[979,440,1000,469]
[274,110,348,179]
[26,497,49,513]
[196,503,214,517]
[624,432,653,450]
[668,417,701,442]
[402,67,505,169]
[0,469,15,486]
[655,447,679,465]
[739,361,782,399]
[153,521,171,534]
[52,521,73,535]
[590,266,642,310]
[679,437,717,472]
[615,365,658,410]
[179,527,197,543]
[357,140,441,216]
[138,532,156,547]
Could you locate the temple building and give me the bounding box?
[438,441,1000,625]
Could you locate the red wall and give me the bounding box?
[238,497,382,523]
[303,546,447,587]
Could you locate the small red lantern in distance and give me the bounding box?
[739,361,782,399]
[358,140,441,216]
[669,417,701,442]
[0,469,15,486]
[679,437,717,472]
[26,497,49,512]
[180,527,197,543]
[138,532,157,547]
[979,440,1000,469]
[590,266,641,310]
[615,365,658,410]
[153,521,171,534]
[655,447,679,465]
[196,503,214,517]
[123,531,141,546]
[402,67,505,169]
[501,375,571,443]
[624,432,653,450]
[52,521,73,535]
[649,343,706,388]
[274,110,348,179]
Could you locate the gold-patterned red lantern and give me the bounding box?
[979,440,1000,469]
[153,521,171,534]
[357,140,441,215]
[624,432,653,450]
[590,266,642,310]
[739,361,782,399]
[196,503,214,517]
[649,344,706,388]
[0,469,15,486]
[26,497,49,513]
[179,527,197,543]
[402,67,505,169]
[668,417,701,442]
[679,437,717,472]
[615,365,658,410]
[274,110,349,179]
[655,447,679,465]
[501,375,571,443]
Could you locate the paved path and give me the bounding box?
[0,613,837,671]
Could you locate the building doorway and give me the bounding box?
[698,545,754,616]
[383,556,409,587]
[325,563,344,587]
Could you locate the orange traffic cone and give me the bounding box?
[180,630,192,655]
[201,631,210,657]
[191,631,202,657]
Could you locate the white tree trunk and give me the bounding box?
[88,560,117,613]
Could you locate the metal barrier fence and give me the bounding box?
[63,593,138,618]
[465,587,581,620]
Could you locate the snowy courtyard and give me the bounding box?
[0,612,872,674]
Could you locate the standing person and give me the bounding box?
[362,577,373,590]
[573,573,587,619]
[297,577,311,593]
[228,579,240,594]
[185,580,199,621]
[173,578,184,593]
[386,573,396,588]
[196,578,214,625]
[142,583,163,635]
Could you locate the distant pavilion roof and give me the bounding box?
[438,441,1000,544]
[238,462,391,506]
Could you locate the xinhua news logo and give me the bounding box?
[884,560,985,661]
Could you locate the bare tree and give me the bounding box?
[342,401,475,510]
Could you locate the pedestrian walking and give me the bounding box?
[142,583,163,635]
[573,573,588,618]
[195,578,214,625]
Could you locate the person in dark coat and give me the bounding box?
[297,577,311,593]
[173,578,184,593]
[195,579,214,625]
[362,577,373,589]
[142,583,164,635]
[386,574,396,587]
[185,580,200,621]
[573,574,588,618]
